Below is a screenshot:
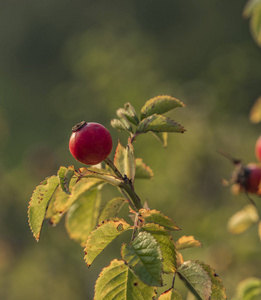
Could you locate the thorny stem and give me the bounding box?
[104,157,143,211]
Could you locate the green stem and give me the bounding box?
[104,157,143,211]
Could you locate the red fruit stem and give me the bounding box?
[103,157,143,211]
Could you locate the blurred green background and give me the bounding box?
[0,0,261,299]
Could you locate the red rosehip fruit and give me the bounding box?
[69,121,113,165]
[255,135,261,162]
[233,163,261,195]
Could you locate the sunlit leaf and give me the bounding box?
[250,96,261,123]
[121,231,163,286]
[140,95,185,120]
[176,235,202,251]
[57,165,75,194]
[84,219,131,267]
[141,223,177,274]
[114,141,126,176]
[116,108,133,132]
[232,277,261,300]
[94,259,157,300]
[65,188,101,246]
[139,208,180,231]
[227,204,259,234]
[28,176,59,241]
[135,158,154,180]
[98,197,127,223]
[136,114,185,134]
[158,288,183,300]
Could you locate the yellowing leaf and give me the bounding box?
[57,165,75,194]
[176,235,202,251]
[158,288,183,300]
[98,197,127,223]
[135,158,154,180]
[227,205,259,234]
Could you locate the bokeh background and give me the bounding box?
[0,0,261,299]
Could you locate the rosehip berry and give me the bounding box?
[69,121,113,165]
[255,135,261,162]
[232,163,261,195]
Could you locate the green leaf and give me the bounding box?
[250,4,261,46]
[158,288,183,300]
[124,102,139,125]
[65,188,101,246]
[28,176,59,241]
[136,114,185,134]
[177,260,227,300]
[121,231,163,287]
[232,277,261,300]
[135,158,154,180]
[151,131,168,147]
[177,261,212,300]
[57,165,75,194]
[196,261,227,300]
[140,95,185,120]
[111,118,132,133]
[139,208,180,231]
[98,197,127,223]
[114,141,126,175]
[94,259,157,300]
[176,235,202,251]
[84,219,131,267]
[116,108,134,132]
[141,223,177,274]
[227,205,259,234]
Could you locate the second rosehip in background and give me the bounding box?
[69,121,113,165]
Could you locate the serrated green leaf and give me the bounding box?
[135,158,154,180]
[98,197,127,223]
[57,165,75,194]
[94,259,157,300]
[84,219,131,267]
[28,176,59,241]
[151,131,168,147]
[124,102,139,125]
[177,261,212,300]
[196,261,227,300]
[178,260,227,300]
[139,209,180,231]
[158,288,183,300]
[116,108,134,132]
[65,188,101,246]
[141,223,177,274]
[121,231,163,287]
[250,4,261,46]
[227,205,259,234]
[140,95,185,120]
[232,277,261,300]
[176,236,202,251]
[136,114,185,134]
[250,96,261,123]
